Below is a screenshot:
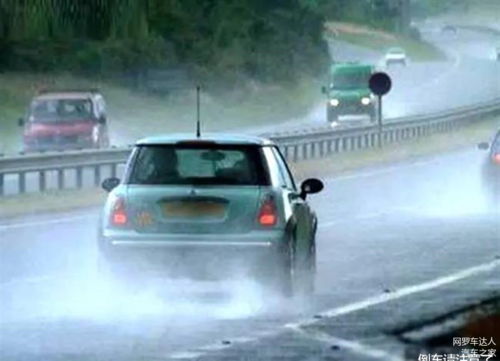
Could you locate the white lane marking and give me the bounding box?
[286,258,500,328]
[0,215,94,231]
[292,327,404,361]
[165,258,500,359]
[169,352,205,360]
[197,344,231,351]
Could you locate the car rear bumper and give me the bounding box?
[23,139,95,152]
[386,58,406,63]
[98,230,287,278]
[328,104,375,116]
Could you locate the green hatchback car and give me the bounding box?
[97,133,323,297]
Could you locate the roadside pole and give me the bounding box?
[196,85,201,138]
[377,95,383,148]
[369,72,392,148]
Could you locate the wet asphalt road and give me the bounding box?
[1,147,499,361]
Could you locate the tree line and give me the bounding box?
[0,0,407,87]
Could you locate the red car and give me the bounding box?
[18,89,110,152]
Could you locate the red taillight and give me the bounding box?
[110,197,128,226]
[258,199,278,226]
[493,153,500,165]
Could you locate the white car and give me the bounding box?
[385,47,407,66]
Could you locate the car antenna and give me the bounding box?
[196,85,201,138]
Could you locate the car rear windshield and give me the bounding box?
[127,144,270,186]
[30,98,93,121]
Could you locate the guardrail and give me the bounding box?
[265,98,500,161]
[1,97,500,196]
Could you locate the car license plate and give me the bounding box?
[162,201,225,218]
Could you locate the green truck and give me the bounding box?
[322,62,376,123]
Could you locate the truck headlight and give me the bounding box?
[329,99,340,107]
[361,97,371,105]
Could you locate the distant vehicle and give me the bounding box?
[478,129,500,204]
[321,62,377,123]
[385,47,408,67]
[441,25,457,35]
[18,89,110,152]
[97,133,324,297]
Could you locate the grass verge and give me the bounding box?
[0,188,106,219]
[0,72,321,154]
[1,116,498,220]
[326,21,447,62]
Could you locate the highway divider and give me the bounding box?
[1,97,500,196]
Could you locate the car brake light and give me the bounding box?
[258,199,278,226]
[110,197,128,226]
[493,153,500,165]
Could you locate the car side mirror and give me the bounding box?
[478,142,490,150]
[321,86,327,94]
[98,115,107,125]
[101,177,120,192]
[18,117,24,127]
[300,178,324,200]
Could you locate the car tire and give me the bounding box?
[274,232,315,298]
[98,134,110,149]
[92,125,109,149]
[327,106,338,123]
[99,127,110,148]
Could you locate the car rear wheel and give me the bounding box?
[327,106,338,123]
[92,126,110,149]
[273,234,315,298]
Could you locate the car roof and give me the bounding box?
[331,62,373,72]
[33,89,102,100]
[34,92,98,101]
[388,47,404,52]
[136,133,276,146]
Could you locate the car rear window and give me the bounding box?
[127,144,270,186]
